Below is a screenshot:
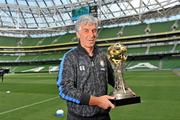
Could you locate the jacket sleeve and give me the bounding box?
[57,52,90,105]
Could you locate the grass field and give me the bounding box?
[0,70,180,120]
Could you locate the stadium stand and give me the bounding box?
[149,45,174,53]
[0,19,179,73]
[149,21,175,33]
[123,23,147,36]
[98,27,120,38]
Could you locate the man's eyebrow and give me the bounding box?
[82,28,89,31]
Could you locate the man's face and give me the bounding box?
[76,23,97,49]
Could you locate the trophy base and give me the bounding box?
[110,96,141,106]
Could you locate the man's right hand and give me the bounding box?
[89,95,115,110]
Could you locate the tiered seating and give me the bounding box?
[149,45,174,53]
[150,21,175,33]
[0,52,65,62]
[0,55,18,61]
[20,37,39,46]
[18,55,38,61]
[0,36,20,46]
[127,47,147,55]
[35,52,65,60]
[0,20,178,47]
[123,23,147,36]
[38,36,59,45]
[55,33,76,43]
[98,27,120,39]
[0,20,179,72]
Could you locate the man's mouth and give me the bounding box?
[88,39,94,41]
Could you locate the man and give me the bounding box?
[57,15,115,120]
[0,69,5,82]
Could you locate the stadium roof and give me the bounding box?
[0,0,179,37]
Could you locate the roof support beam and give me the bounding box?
[15,0,28,28]
[59,0,71,25]
[5,0,16,26]
[24,0,39,28]
[51,0,65,26]
[35,0,49,28]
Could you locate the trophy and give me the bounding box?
[107,42,140,106]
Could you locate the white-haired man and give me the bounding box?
[57,15,115,120]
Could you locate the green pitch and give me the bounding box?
[0,70,179,120]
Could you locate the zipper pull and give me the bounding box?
[91,61,94,67]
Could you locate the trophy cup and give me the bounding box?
[107,42,140,106]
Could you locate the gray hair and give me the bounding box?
[75,15,98,32]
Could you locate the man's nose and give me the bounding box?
[88,31,96,37]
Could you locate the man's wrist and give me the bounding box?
[89,96,99,106]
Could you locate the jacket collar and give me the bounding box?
[77,43,98,58]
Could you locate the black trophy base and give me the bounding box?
[110,96,141,106]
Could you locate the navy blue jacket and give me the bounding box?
[57,44,114,117]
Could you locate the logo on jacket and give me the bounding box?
[79,65,85,71]
[100,60,105,71]
[100,60,105,67]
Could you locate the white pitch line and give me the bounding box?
[0,96,59,115]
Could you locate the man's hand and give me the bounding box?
[89,95,115,110]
